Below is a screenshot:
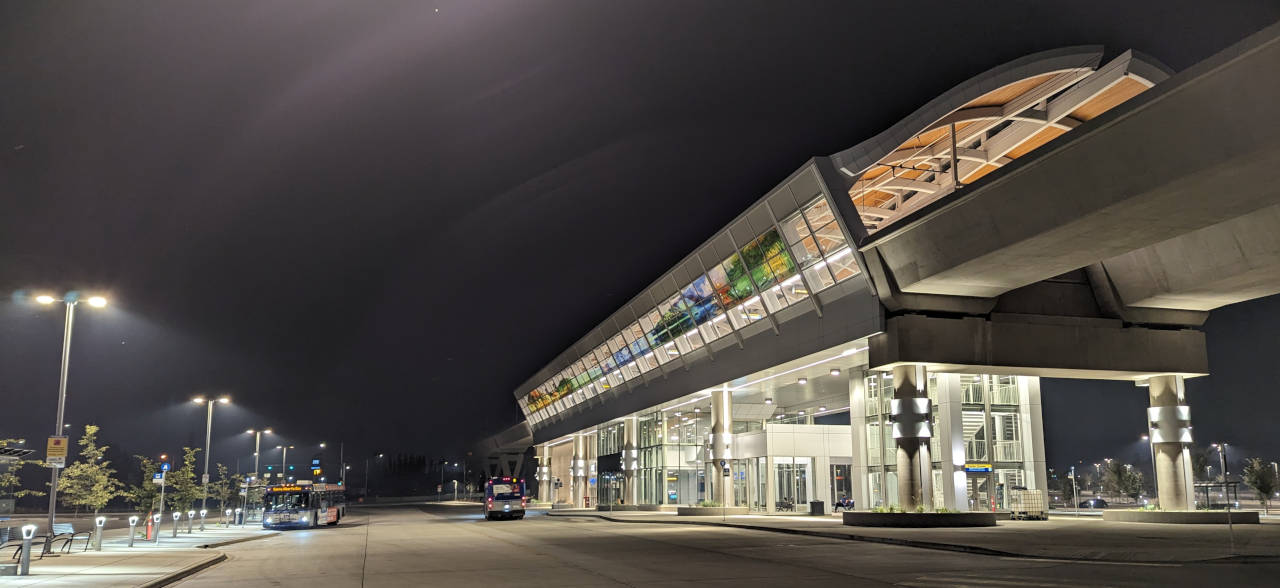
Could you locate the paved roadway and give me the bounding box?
[176,505,1279,587]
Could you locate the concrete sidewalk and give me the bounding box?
[4,523,275,586]
[547,509,1280,563]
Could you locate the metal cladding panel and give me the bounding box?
[678,258,705,286]
[744,206,775,237]
[648,275,679,306]
[787,167,825,202]
[728,218,756,247]
[706,233,736,263]
[669,263,692,288]
[766,186,800,219]
[625,299,651,324]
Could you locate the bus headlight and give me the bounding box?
[266,517,273,524]
[300,516,308,523]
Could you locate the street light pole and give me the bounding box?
[42,299,75,555]
[36,294,106,554]
[195,396,229,528]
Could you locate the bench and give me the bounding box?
[5,523,91,560]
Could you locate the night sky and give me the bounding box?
[3,1,1278,479]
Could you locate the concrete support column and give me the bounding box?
[934,374,968,511]
[571,434,587,508]
[624,417,639,506]
[538,444,552,503]
[848,370,871,510]
[892,364,933,511]
[1147,375,1194,510]
[709,386,734,506]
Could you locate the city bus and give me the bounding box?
[483,477,526,521]
[263,482,346,529]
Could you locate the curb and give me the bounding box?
[198,532,280,549]
[548,512,1267,564]
[139,552,227,588]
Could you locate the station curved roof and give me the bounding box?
[829,47,1171,234]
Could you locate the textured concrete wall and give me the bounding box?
[870,314,1208,378]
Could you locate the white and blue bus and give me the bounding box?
[483,477,526,521]
[263,483,345,529]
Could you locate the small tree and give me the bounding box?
[1104,460,1144,502]
[0,438,46,500]
[1242,458,1277,515]
[57,425,124,516]
[165,447,202,512]
[208,464,238,511]
[125,455,162,512]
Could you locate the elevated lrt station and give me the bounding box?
[485,22,1280,518]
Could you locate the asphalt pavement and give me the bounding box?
[171,504,1280,587]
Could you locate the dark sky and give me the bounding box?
[2,1,1278,476]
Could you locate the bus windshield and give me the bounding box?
[265,491,309,512]
[489,482,523,500]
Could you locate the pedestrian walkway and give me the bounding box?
[4,522,274,586]
[546,509,1280,563]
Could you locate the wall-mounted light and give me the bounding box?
[818,406,827,413]
[830,368,841,377]
[798,377,808,385]
[764,397,773,405]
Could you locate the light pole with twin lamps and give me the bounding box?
[276,445,295,483]
[34,292,108,555]
[194,396,229,530]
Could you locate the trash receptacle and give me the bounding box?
[809,501,825,515]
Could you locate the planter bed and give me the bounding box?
[843,511,998,527]
[1103,510,1260,524]
[676,506,749,516]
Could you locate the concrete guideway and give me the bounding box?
[547,509,1280,564]
[4,523,276,587]
[168,505,1280,587]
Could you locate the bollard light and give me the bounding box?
[199,509,207,532]
[172,511,181,538]
[128,516,139,547]
[93,516,106,551]
[224,508,232,527]
[18,525,36,576]
[187,510,196,534]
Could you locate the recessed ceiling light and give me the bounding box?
[818,406,827,412]
[798,377,808,385]
[765,397,773,405]
[830,368,841,376]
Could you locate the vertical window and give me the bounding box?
[741,229,798,312]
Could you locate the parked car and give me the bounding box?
[1078,498,1108,508]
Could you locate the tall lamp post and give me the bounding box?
[276,445,295,482]
[35,293,108,554]
[193,396,230,528]
[1141,434,1156,491]
[363,453,381,499]
[245,428,273,483]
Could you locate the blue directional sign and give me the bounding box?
[161,462,171,472]
[153,472,163,480]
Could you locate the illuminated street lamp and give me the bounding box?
[193,395,230,528]
[32,291,108,554]
[245,428,273,485]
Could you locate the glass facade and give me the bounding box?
[521,193,862,423]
